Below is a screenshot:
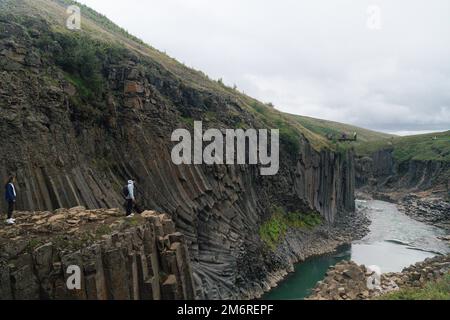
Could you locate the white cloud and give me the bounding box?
[77,0,450,133]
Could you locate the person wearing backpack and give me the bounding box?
[5,175,17,225]
[123,180,136,217]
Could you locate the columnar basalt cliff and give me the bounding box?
[355,146,449,230]
[0,0,358,299]
[0,208,195,300]
[356,149,449,193]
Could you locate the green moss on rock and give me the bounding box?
[259,206,323,249]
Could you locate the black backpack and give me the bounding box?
[122,185,129,198]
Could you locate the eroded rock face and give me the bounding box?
[356,149,449,194]
[0,8,356,299]
[0,208,195,300]
[398,195,450,231]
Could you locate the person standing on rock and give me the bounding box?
[5,175,17,225]
[124,180,136,218]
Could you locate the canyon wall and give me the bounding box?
[356,149,449,195]
[0,10,355,299]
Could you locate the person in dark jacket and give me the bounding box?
[5,175,17,225]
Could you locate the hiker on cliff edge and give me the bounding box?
[123,180,136,218]
[5,175,17,225]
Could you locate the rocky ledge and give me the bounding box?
[307,254,450,300]
[0,207,195,300]
[398,194,450,231]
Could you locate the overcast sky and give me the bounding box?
[77,0,450,135]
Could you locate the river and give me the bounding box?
[263,199,449,300]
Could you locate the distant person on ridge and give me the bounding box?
[5,175,17,225]
[123,180,136,218]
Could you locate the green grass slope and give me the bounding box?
[356,131,450,162]
[291,114,394,143]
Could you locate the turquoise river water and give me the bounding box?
[263,200,449,300]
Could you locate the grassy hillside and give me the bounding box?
[289,110,449,163]
[290,114,394,143]
[356,131,450,162]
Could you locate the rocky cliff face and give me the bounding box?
[356,149,395,188]
[356,149,449,195]
[0,208,195,300]
[0,2,356,299]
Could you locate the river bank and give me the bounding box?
[357,188,449,231]
[307,254,450,300]
[398,194,450,232]
[254,210,370,299]
[263,198,449,300]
